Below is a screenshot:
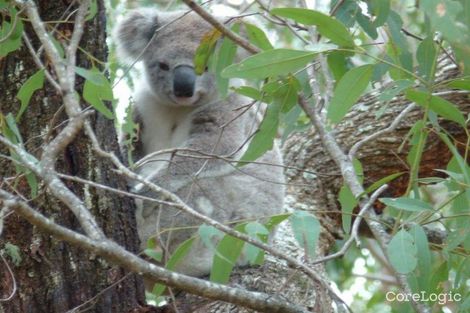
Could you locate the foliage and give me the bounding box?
[2,242,22,266]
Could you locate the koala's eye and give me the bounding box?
[159,62,170,71]
[204,66,209,72]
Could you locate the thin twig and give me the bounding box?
[14,0,67,86]
[21,33,62,91]
[348,103,416,159]
[310,184,388,265]
[0,253,17,302]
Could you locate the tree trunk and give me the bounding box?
[0,1,144,312]
[283,64,469,236]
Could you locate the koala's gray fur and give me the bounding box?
[115,9,285,277]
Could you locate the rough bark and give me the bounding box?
[283,64,469,235]
[0,1,144,312]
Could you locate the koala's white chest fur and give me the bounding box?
[136,89,193,172]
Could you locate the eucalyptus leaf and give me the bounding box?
[210,224,246,283]
[82,68,115,119]
[152,237,195,296]
[387,229,418,274]
[214,24,239,97]
[244,22,273,50]
[222,49,317,79]
[327,64,374,124]
[290,211,320,259]
[239,98,280,164]
[405,90,466,127]
[16,69,45,122]
[271,8,354,47]
[339,185,357,234]
[380,197,433,212]
[416,36,438,82]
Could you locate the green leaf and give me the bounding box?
[50,35,65,58]
[4,243,22,266]
[339,185,357,234]
[353,158,364,184]
[327,51,350,82]
[152,237,195,296]
[363,172,405,195]
[85,0,98,21]
[409,224,432,292]
[429,262,448,294]
[386,11,409,52]
[75,66,108,85]
[290,211,320,259]
[194,28,221,75]
[377,79,414,102]
[333,0,358,27]
[387,229,418,274]
[198,224,223,252]
[356,12,378,39]
[444,228,467,253]
[167,237,196,270]
[0,9,24,57]
[404,120,426,167]
[438,134,470,200]
[368,0,391,27]
[327,64,374,124]
[210,224,245,283]
[221,49,317,79]
[214,24,239,97]
[244,222,269,265]
[405,89,466,126]
[239,98,280,164]
[385,12,413,80]
[244,22,273,50]
[5,113,23,144]
[416,36,438,82]
[16,69,45,121]
[264,213,290,231]
[144,248,162,262]
[271,8,354,47]
[447,78,470,90]
[380,197,433,212]
[82,68,115,119]
[122,104,139,166]
[233,86,265,102]
[25,171,38,198]
[279,75,301,113]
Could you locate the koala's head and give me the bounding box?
[115,9,220,107]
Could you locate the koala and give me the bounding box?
[114,8,285,277]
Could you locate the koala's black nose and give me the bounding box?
[173,65,196,98]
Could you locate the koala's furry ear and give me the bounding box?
[114,9,159,62]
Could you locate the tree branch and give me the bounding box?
[181,0,261,54]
